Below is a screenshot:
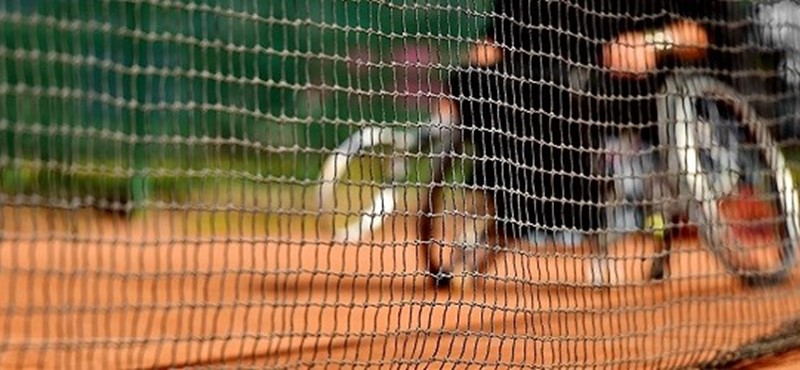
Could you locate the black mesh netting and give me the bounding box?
[2,0,800,368]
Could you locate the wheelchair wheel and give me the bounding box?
[317,126,419,242]
[657,74,800,285]
[317,99,461,248]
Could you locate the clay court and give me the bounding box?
[2,201,800,369]
[4,1,800,368]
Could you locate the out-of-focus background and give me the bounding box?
[4,1,800,231]
[0,0,490,233]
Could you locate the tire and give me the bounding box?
[657,74,800,285]
[317,126,419,242]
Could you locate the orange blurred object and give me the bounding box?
[603,20,710,79]
[431,98,459,123]
[717,184,784,272]
[466,38,503,67]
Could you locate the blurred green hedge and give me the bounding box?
[0,0,489,207]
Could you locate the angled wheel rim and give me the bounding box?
[657,74,800,284]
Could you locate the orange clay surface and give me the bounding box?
[730,349,800,369]
[1,198,800,369]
